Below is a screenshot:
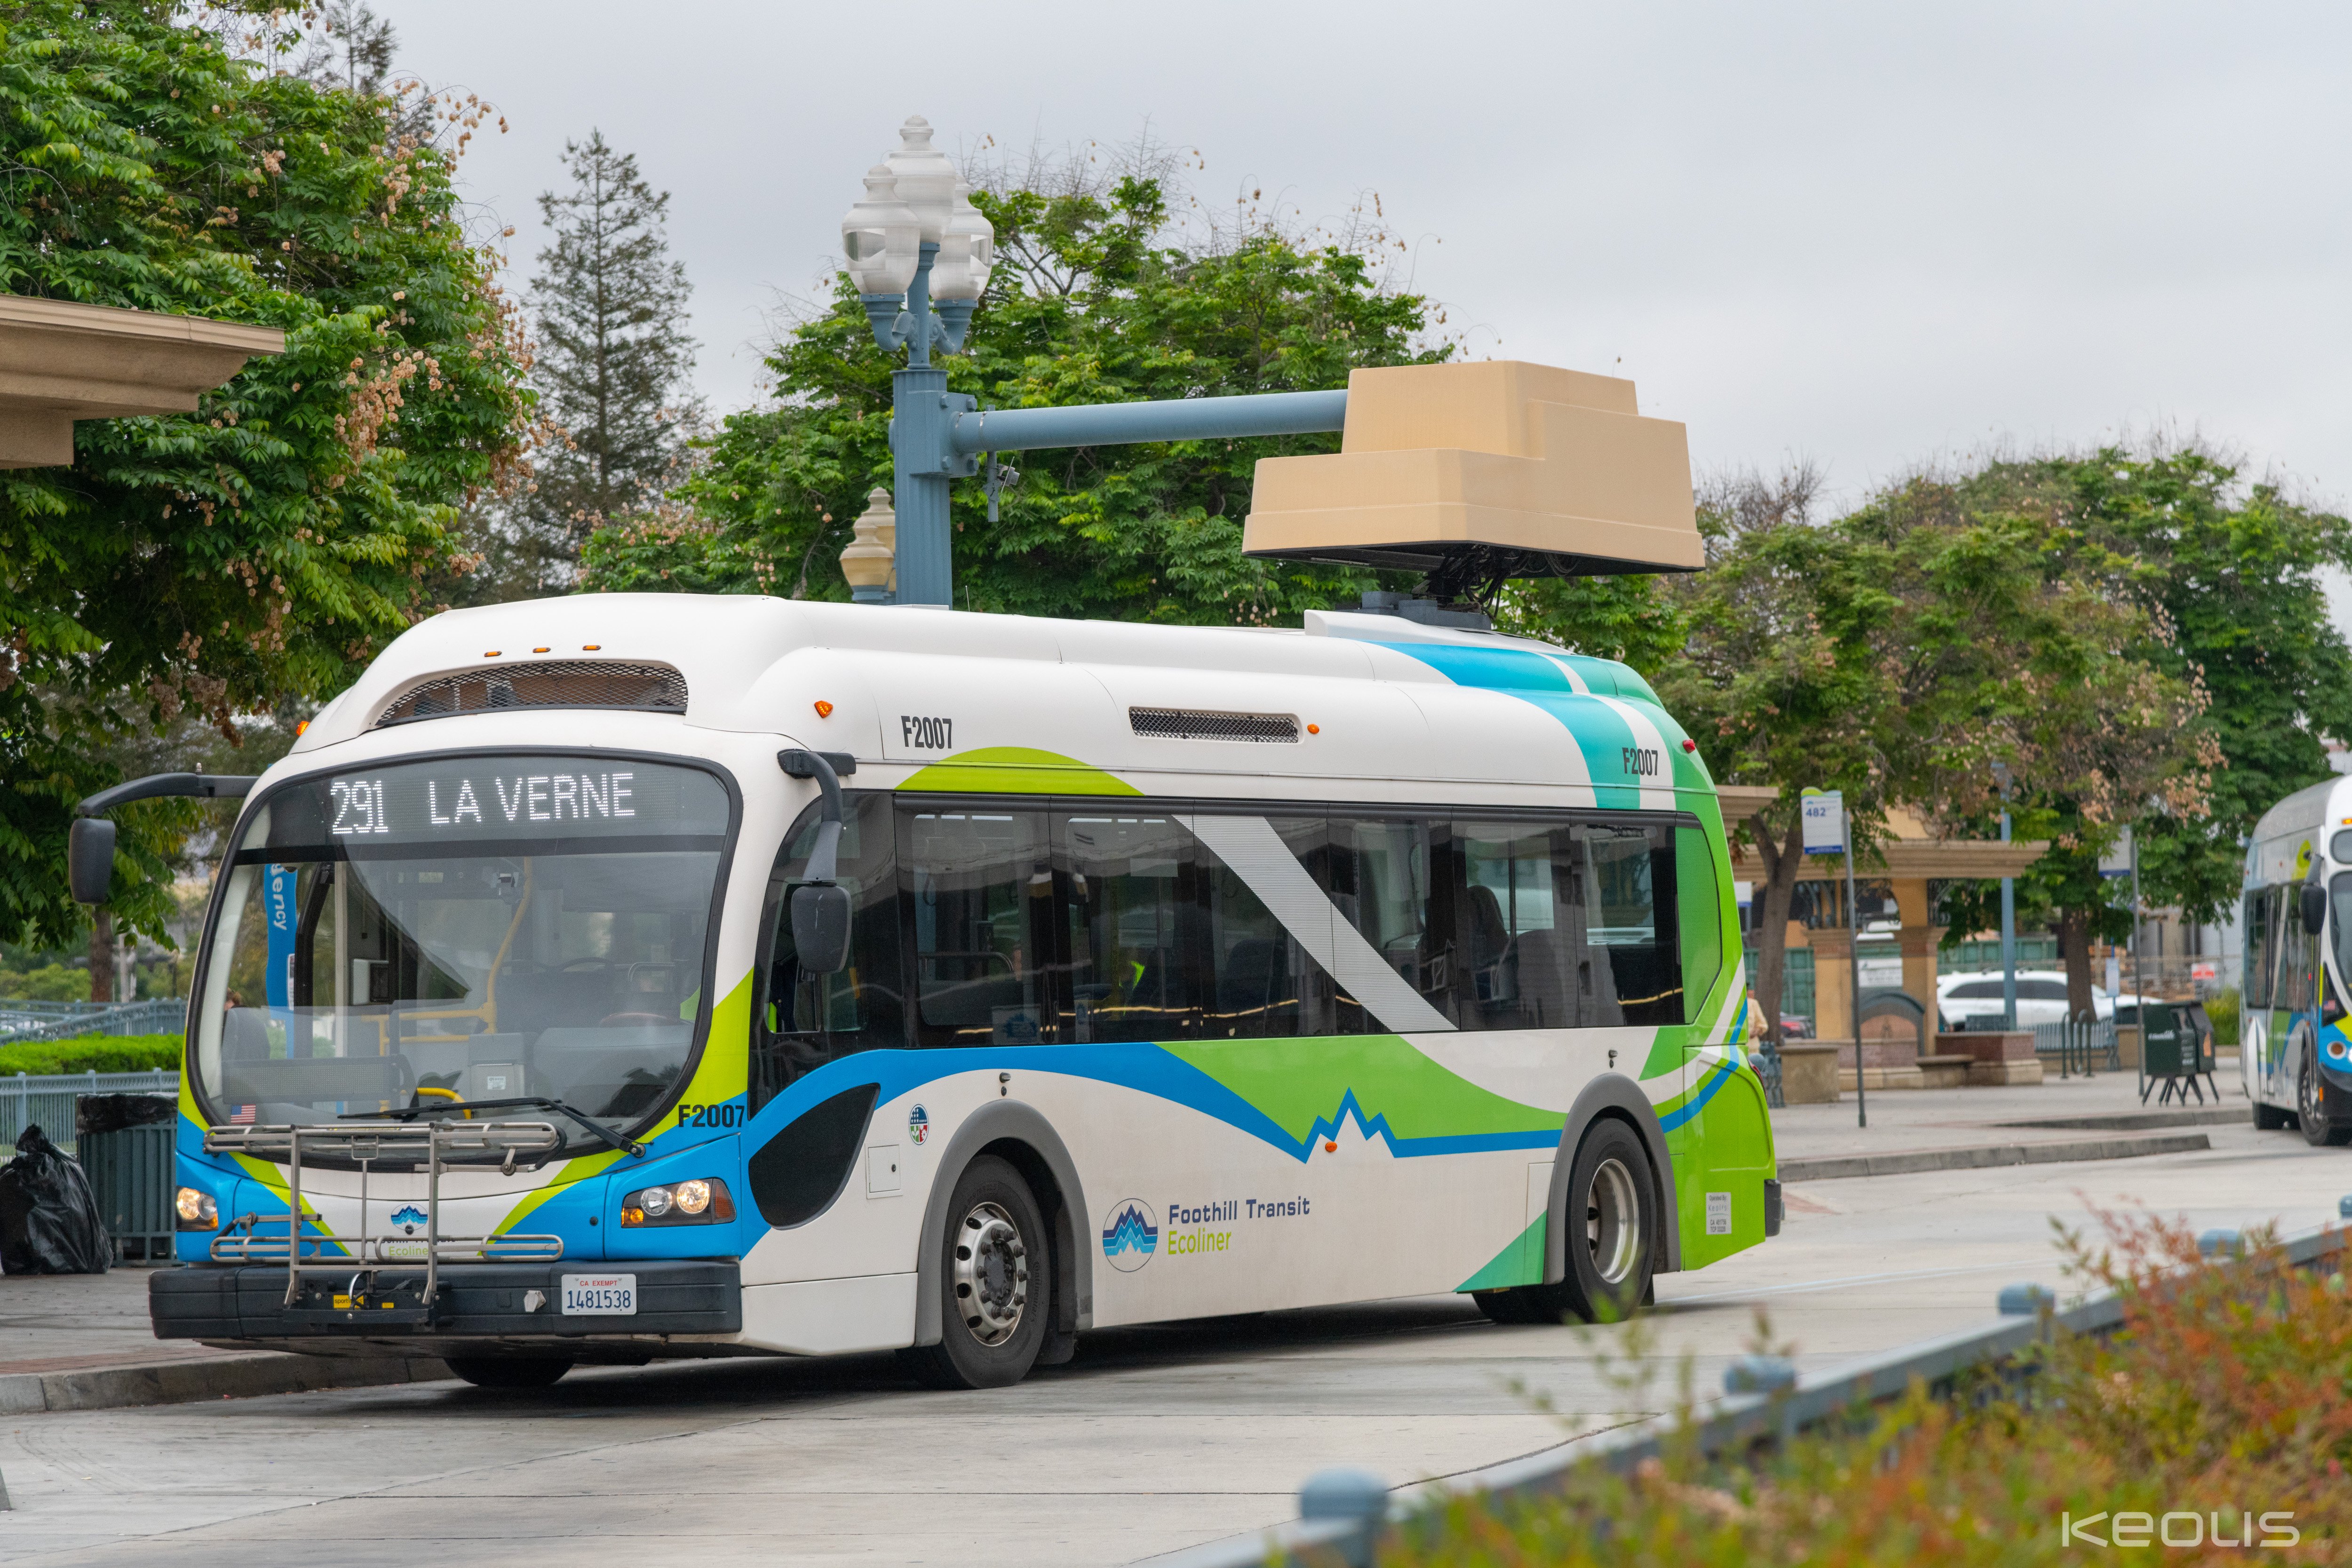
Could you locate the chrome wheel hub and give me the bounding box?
[953,1201,1029,1346]
[1584,1157,1640,1285]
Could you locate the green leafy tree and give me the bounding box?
[1644,468,1906,1043]
[495,131,699,597]
[588,156,1442,619]
[1600,465,2212,1043]
[2041,447,2351,923]
[1850,471,2216,1020]
[1920,446,2346,1012]
[0,1,534,964]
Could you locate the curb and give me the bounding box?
[1996,1106,2245,1133]
[0,1350,450,1417]
[1780,1130,2211,1183]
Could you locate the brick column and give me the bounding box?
[1811,927,1854,1045]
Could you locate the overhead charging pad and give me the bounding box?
[1242,360,1703,606]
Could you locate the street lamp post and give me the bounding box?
[838,116,1351,608]
[839,119,991,609]
[1993,762,2017,1034]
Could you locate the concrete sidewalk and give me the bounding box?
[1771,1060,2245,1180]
[0,1268,444,1415]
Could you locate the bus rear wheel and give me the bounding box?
[1557,1120,1658,1324]
[902,1155,1051,1390]
[1476,1121,1658,1328]
[2300,1055,2352,1146]
[446,1356,572,1389]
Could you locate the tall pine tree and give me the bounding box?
[505,132,700,590]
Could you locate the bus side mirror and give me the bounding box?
[68,818,116,905]
[2301,883,2328,937]
[791,883,853,974]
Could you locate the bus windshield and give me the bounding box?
[191,754,732,1142]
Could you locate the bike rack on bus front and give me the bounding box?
[205,1119,565,1317]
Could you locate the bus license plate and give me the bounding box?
[560,1274,636,1315]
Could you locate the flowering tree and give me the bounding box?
[0,1,535,956]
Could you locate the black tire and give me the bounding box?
[446,1356,572,1389]
[1553,1119,1659,1325]
[2299,1054,2352,1146]
[2254,1098,2292,1131]
[900,1155,1051,1390]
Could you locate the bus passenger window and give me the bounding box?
[1193,815,1338,1038]
[1448,823,1568,1031]
[753,792,905,1110]
[1327,817,1439,1024]
[905,810,1055,1048]
[2331,874,2352,1007]
[1058,814,1200,1043]
[1675,825,1724,1023]
[2243,890,2273,1009]
[1573,824,1682,1028]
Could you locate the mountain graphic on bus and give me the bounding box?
[389,1205,427,1234]
[1100,1201,1159,1271]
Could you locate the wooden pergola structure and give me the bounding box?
[0,295,282,468]
[1716,787,2049,1047]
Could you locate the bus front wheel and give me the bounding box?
[902,1155,1052,1390]
[2300,1055,2352,1146]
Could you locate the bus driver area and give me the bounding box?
[64,358,1780,1396]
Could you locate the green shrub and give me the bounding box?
[1385,1212,2350,1564]
[2205,986,2240,1049]
[0,1035,183,1076]
[0,963,93,1003]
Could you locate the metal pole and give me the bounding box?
[2131,826,2143,1097]
[2000,794,2018,1034]
[948,389,1350,454]
[1849,850,1867,1130]
[891,242,953,607]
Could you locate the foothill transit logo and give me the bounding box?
[1100,1199,1159,1272]
[2060,1509,2297,1550]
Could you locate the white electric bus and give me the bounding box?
[123,593,1777,1388]
[2241,778,2352,1146]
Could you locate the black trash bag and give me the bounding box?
[0,1126,114,1274]
[75,1094,176,1138]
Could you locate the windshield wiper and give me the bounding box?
[344,1096,647,1158]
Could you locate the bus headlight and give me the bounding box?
[620,1178,734,1226]
[175,1187,218,1231]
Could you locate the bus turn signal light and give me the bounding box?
[814,700,834,718]
[620,1178,735,1226]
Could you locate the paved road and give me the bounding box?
[5,1117,2347,1567]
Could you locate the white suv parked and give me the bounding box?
[1938,969,2149,1029]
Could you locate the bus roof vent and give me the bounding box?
[1129,706,1300,744]
[375,661,687,728]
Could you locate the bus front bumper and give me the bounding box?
[151,1260,742,1342]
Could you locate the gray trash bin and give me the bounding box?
[75,1095,176,1263]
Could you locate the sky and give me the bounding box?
[374,0,2352,612]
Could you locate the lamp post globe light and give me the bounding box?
[834,116,1360,609]
[838,117,996,607]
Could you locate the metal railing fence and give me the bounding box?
[0,1070,179,1154]
[0,996,184,1046]
[1153,1218,2349,1568]
[2030,1016,2122,1077]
